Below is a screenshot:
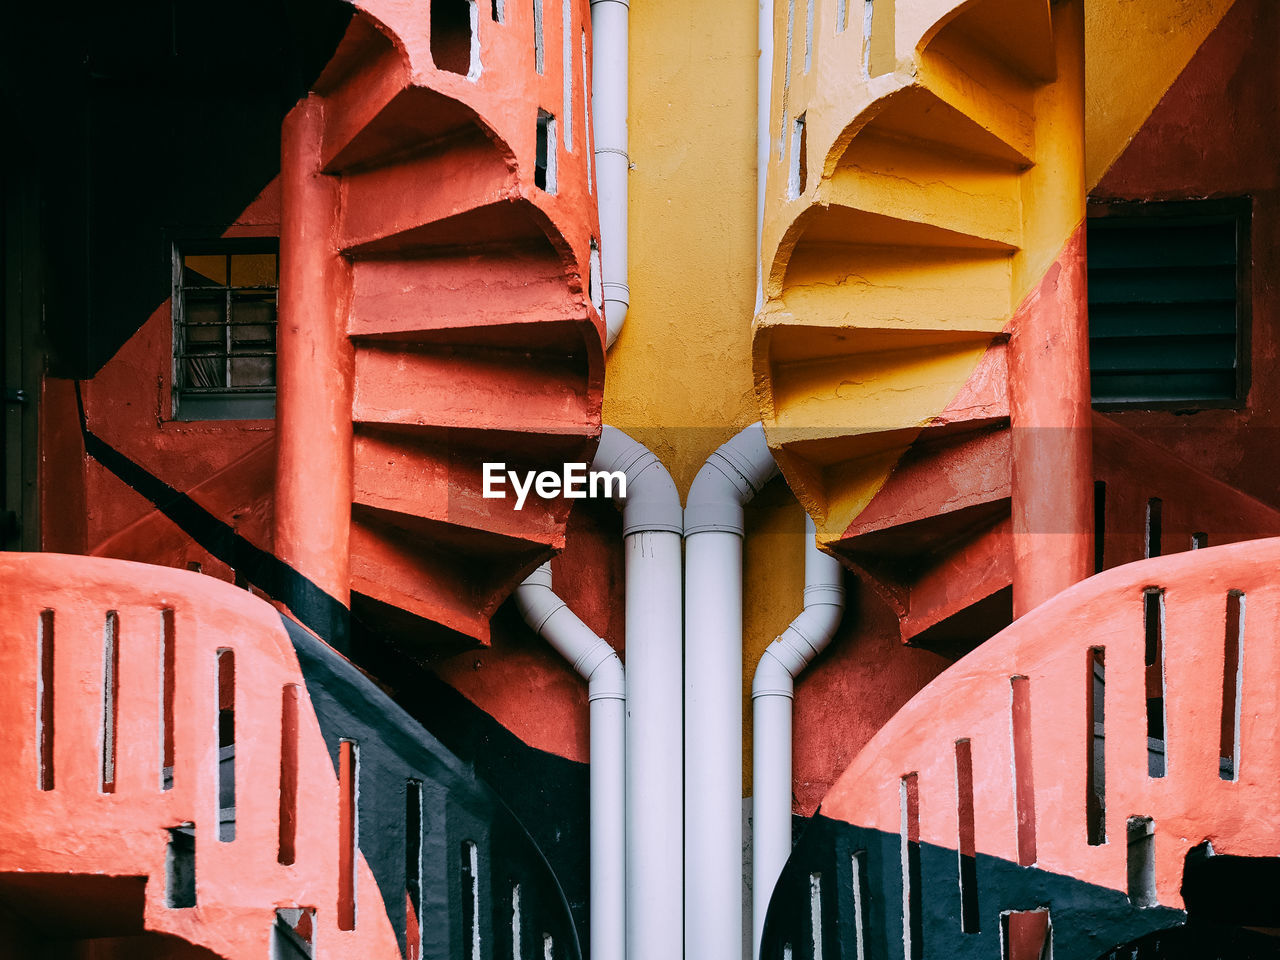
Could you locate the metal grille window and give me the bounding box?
[1088,199,1250,408]
[173,241,278,421]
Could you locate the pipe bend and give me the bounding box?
[592,425,682,535]
[587,649,627,702]
[751,645,796,700]
[512,564,566,635]
[685,422,780,536]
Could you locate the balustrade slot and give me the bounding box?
[534,0,545,73]
[789,114,808,198]
[217,648,236,840]
[406,780,423,959]
[166,825,197,908]
[900,772,922,960]
[851,851,869,960]
[1011,675,1037,865]
[1000,909,1051,960]
[1126,817,1157,908]
[338,739,359,930]
[1086,648,1106,845]
[954,739,980,932]
[462,839,481,959]
[543,932,555,960]
[563,0,573,151]
[1220,591,1245,781]
[37,609,54,791]
[162,608,176,791]
[102,611,120,794]
[1145,498,1162,558]
[279,684,299,864]
[536,111,558,193]
[492,0,505,22]
[512,882,523,960]
[836,0,847,33]
[1143,589,1167,778]
[1093,480,1106,572]
[804,0,814,71]
[809,872,824,960]
[432,0,477,76]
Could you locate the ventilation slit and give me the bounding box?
[338,739,359,930]
[100,611,119,794]
[900,773,922,960]
[166,825,196,908]
[536,111,558,193]
[955,739,979,932]
[789,114,808,198]
[432,0,477,75]
[1145,497,1162,558]
[279,684,299,865]
[1011,675,1037,866]
[1093,480,1106,572]
[161,608,175,791]
[809,872,824,960]
[37,609,54,791]
[217,648,235,840]
[406,780,423,959]
[534,0,545,73]
[462,840,480,960]
[1144,588,1167,778]
[1126,817,1157,907]
[850,851,868,960]
[1086,648,1106,845]
[1192,531,1208,550]
[1220,591,1244,781]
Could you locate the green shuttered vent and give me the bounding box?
[1088,200,1248,407]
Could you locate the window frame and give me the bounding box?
[1086,197,1252,412]
[171,237,279,422]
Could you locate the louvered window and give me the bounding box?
[1088,199,1250,408]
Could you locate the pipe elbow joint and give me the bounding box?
[513,564,566,635]
[587,649,627,702]
[751,645,796,700]
[684,422,779,536]
[593,425,682,535]
[603,292,629,350]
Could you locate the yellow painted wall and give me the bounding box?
[602,0,809,788]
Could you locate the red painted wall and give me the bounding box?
[1094,0,1280,508]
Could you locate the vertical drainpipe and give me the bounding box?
[593,426,683,960]
[513,564,626,960]
[275,96,353,610]
[751,514,844,959]
[684,423,779,960]
[1009,0,1092,617]
[591,0,630,348]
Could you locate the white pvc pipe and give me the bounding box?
[593,426,684,960]
[751,514,845,959]
[591,0,630,348]
[684,423,780,960]
[757,0,775,314]
[513,564,626,960]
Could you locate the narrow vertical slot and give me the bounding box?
[1126,817,1156,908]
[1191,532,1208,550]
[804,0,814,71]
[899,773,922,960]
[1011,675,1037,866]
[862,0,874,76]
[37,609,55,791]
[836,0,847,33]
[562,0,573,150]
[1000,909,1051,960]
[954,739,979,933]
[166,824,197,908]
[589,238,603,311]
[338,739,359,930]
[431,0,477,75]
[542,933,555,960]
[788,114,807,198]
[785,0,795,83]
[581,30,592,191]
[533,0,545,73]
[406,781,423,960]
[461,840,480,960]
[274,908,316,958]
[809,872,824,960]
[783,946,794,960]
[535,111,558,194]
[492,0,505,22]
[1086,648,1106,845]
[1143,589,1167,778]
[1093,480,1106,572]
[161,608,175,791]
[217,648,236,840]
[278,685,299,865]
[511,882,523,960]
[1145,497,1162,559]
[1220,591,1244,781]
[101,611,120,794]
[850,851,868,960]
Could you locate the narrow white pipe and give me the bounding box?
[591,0,630,348]
[757,0,775,314]
[513,563,626,960]
[751,514,845,959]
[593,425,684,960]
[684,423,780,960]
